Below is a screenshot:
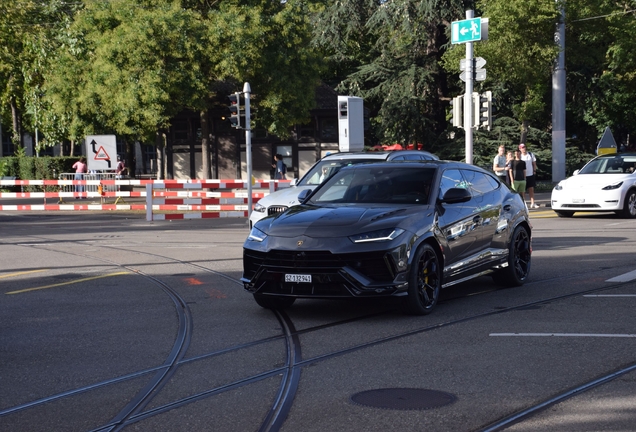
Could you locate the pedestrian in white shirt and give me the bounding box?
[519,143,538,208]
[492,145,509,186]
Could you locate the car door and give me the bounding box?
[436,168,483,274]
[460,169,503,256]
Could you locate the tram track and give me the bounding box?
[2,233,636,431]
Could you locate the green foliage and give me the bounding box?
[0,156,75,179]
[564,0,636,152]
[43,0,208,144]
[207,0,324,137]
[314,0,465,146]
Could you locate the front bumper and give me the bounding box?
[551,189,623,212]
[242,248,409,298]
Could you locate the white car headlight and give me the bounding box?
[247,226,267,242]
[602,181,623,190]
[553,182,565,191]
[349,228,405,243]
[253,203,266,213]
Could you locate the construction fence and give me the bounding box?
[0,178,291,219]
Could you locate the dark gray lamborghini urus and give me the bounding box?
[242,161,532,315]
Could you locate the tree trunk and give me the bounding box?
[10,98,23,147]
[200,109,210,179]
[70,139,75,157]
[156,131,164,180]
[520,120,530,144]
[125,139,133,177]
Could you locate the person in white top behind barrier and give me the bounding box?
[115,155,126,179]
[115,155,126,192]
[519,143,538,208]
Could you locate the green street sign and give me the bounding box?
[451,18,482,44]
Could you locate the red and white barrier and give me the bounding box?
[144,180,289,221]
[0,179,291,217]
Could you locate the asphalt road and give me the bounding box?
[1,208,635,432]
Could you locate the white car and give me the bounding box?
[249,150,438,227]
[551,152,636,218]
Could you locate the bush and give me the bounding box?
[0,156,80,191]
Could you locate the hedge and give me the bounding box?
[0,156,80,192]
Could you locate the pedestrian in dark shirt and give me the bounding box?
[272,154,287,180]
[509,150,527,201]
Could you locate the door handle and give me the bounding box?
[503,205,511,211]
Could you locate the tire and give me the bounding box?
[555,210,574,218]
[253,294,296,310]
[619,190,636,218]
[401,243,441,315]
[492,225,531,287]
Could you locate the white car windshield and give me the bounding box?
[579,156,636,174]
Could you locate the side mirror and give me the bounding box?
[573,170,579,176]
[441,187,471,204]
[297,188,312,203]
[290,178,298,186]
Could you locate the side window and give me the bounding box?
[461,170,497,197]
[439,169,469,198]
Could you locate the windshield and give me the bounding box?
[299,158,386,186]
[309,166,436,205]
[579,155,636,174]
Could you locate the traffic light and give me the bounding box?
[228,92,245,129]
[450,95,464,129]
[473,91,492,131]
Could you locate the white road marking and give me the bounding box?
[606,269,636,282]
[490,333,636,338]
[584,294,636,297]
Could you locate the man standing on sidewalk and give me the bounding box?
[519,143,538,208]
[492,145,509,186]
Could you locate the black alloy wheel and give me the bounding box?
[492,225,531,286]
[253,294,296,310]
[402,243,441,315]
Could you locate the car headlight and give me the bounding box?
[253,203,266,213]
[602,181,623,190]
[349,228,405,243]
[553,182,564,191]
[247,226,267,242]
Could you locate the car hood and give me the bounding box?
[258,185,314,208]
[258,204,431,238]
[560,173,634,189]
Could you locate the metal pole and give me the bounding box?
[464,10,474,165]
[244,82,252,221]
[552,3,566,182]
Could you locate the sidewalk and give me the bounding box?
[528,192,551,210]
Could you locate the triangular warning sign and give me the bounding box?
[596,127,618,155]
[94,145,111,160]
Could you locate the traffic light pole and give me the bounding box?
[243,82,252,220]
[464,10,474,165]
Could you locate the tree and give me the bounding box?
[314,0,466,148]
[442,0,560,144]
[0,0,76,148]
[564,0,636,152]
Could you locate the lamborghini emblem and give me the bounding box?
[297,240,304,247]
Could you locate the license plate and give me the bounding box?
[285,274,312,283]
[572,198,585,203]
